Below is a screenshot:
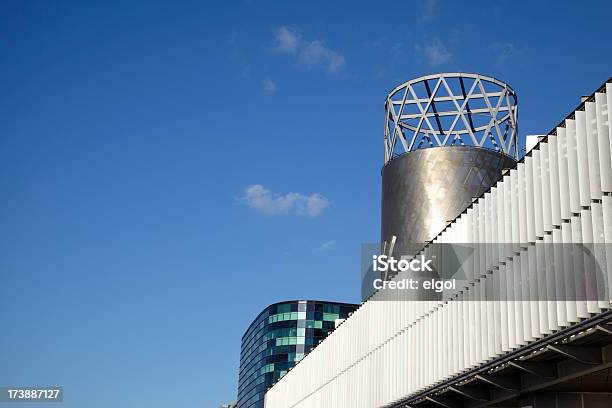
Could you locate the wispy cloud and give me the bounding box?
[273,26,346,73]
[415,38,451,66]
[274,26,301,53]
[317,240,336,251]
[262,77,277,93]
[298,40,345,72]
[417,0,438,22]
[243,184,331,217]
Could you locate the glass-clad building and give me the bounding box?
[237,300,359,408]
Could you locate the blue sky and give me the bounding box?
[1,1,611,407]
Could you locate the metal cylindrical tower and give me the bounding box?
[381,73,518,255]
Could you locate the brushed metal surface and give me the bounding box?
[381,146,515,255]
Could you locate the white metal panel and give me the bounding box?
[519,249,535,340]
[492,186,501,265]
[548,134,562,226]
[532,149,545,238]
[575,111,592,207]
[608,84,612,167]
[517,163,528,244]
[556,127,571,220]
[503,176,512,252]
[498,263,510,353]
[591,203,609,310]
[585,102,603,200]
[486,191,494,271]
[561,221,579,323]
[595,93,612,193]
[511,169,521,255]
[525,156,537,242]
[540,143,553,232]
[543,233,558,332]
[571,214,588,320]
[581,209,600,314]
[565,119,581,213]
[553,228,569,328]
[527,244,542,337]
[479,199,487,276]
[603,196,612,303]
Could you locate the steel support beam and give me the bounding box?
[425,396,463,408]
[448,385,490,402]
[547,345,603,365]
[475,374,521,391]
[508,361,557,379]
[595,324,612,335]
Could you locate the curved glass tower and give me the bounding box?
[237,300,358,408]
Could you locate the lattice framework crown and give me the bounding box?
[384,73,518,164]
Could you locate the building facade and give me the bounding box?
[264,76,612,408]
[237,300,358,408]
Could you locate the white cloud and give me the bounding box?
[318,240,336,251]
[274,26,301,53]
[262,77,277,93]
[415,38,451,67]
[298,40,345,73]
[243,184,331,217]
[303,193,331,217]
[273,26,346,73]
